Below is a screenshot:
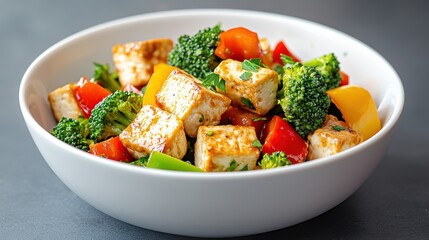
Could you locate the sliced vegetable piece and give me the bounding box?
[220,107,268,139]
[261,116,308,164]
[74,77,111,118]
[89,136,134,162]
[327,85,381,141]
[142,63,177,106]
[146,151,203,172]
[214,27,262,61]
[339,70,349,86]
[272,40,300,64]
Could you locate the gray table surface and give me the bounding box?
[2,0,428,239]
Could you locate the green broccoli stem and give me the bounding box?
[106,121,129,137]
[113,112,134,128]
[115,101,139,127]
[302,58,323,68]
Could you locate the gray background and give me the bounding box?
[2,0,428,239]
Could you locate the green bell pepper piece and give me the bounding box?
[146,151,203,172]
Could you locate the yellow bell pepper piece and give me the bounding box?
[327,85,381,141]
[142,63,177,106]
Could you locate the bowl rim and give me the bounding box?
[19,8,404,180]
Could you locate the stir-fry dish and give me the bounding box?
[48,24,381,172]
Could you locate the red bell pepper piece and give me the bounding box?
[215,27,262,61]
[220,107,268,139]
[272,40,300,64]
[74,77,111,118]
[339,70,349,86]
[262,116,308,164]
[89,136,134,162]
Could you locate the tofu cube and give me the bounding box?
[194,125,261,172]
[112,38,173,88]
[307,115,363,160]
[156,69,231,138]
[214,59,278,115]
[48,83,83,121]
[119,105,187,159]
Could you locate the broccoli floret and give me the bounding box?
[168,24,223,79]
[89,90,143,142]
[303,53,341,90]
[130,156,149,167]
[93,62,121,92]
[259,152,292,169]
[51,116,93,151]
[278,62,331,138]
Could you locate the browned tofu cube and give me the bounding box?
[307,115,363,160]
[48,83,83,121]
[214,59,278,115]
[194,125,261,172]
[156,69,231,138]
[119,105,187,159]
[112,38,173,88]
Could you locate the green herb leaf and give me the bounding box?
[241,97,255,110]
[253,139,262,149]
[199,115,205,123]
[218,79,226,92]
[206,130,214,136]
[252,117,267,122]
[93,63,104,83]
[202,72,226,92]
[229,159,237,172]
[273,64,284,76]
[240,165,249,171]
[240,71,252,80]
[250,58,262,66]
[333,125,346,131]
[206,72,219,84]
[242,59,260,72]
[281,54,295,67]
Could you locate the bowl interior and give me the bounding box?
[20,9,403,167]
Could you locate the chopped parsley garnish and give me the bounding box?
[333,125,346,131]
[252,117,267,122]
[241,97,255,110]
[281,54,295,67]
[217,78,226,92]
[240,71,252,80]
[240,165,249,171]
[206,130,214,136]
[199,115,205,123]
[202,72,226,92]
[242,58,263,72]
[273,64,284,76]
[229,160,237,171]
[253,140,262,149]
[249,58,263,66]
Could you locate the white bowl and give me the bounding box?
[19,9,404,237]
